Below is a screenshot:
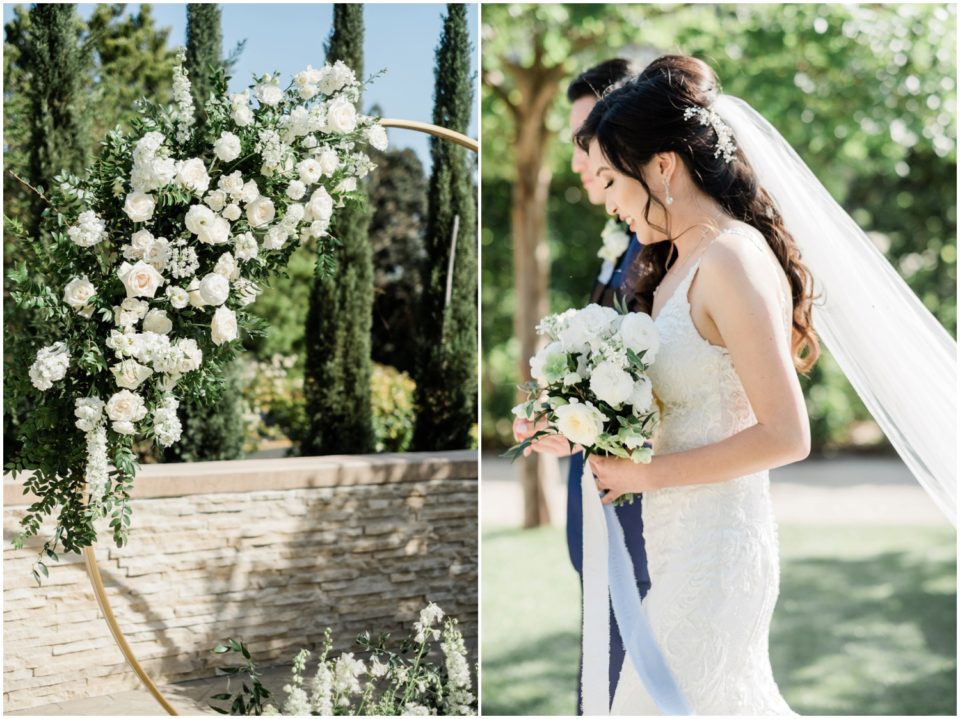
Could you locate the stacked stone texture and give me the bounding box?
[3,451,477,712]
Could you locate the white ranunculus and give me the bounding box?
[213,131,242,162]
[240,180,260,204]
[111,359,154,390]
[198,272,230,306]
[118,261,164,299]
[317,148,339,176]
[367,124,388,151]
[629,378,655,414]
[211,305,238,345]
[297,158,322,185]
[176,158,211,195]
[306,186,334,223]
[246,196,275,228]
[142,309,173,335]
[222,203,241,221]
[166,286,190,309]
[185,204,216,234]
[214,252,240,280]
[204,189,227,212]
[106,389,148,424]
[325,96,358,133]
[554,402,605,448]
[589,361,635,408]
[619,312,660,364]
[64,276,96,311]
[123,192,156,222]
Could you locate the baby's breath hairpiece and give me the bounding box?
[683,105,737,163]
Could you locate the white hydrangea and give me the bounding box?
[143,235,171,272]
[177,338,203,373]
[67,210,107,247]
[29,342,70,390]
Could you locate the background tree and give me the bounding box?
[412,3,478,451]
[184,3,223,122]
[302,3,376,455]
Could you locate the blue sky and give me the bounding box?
[3,2,478,170]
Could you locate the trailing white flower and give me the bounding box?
[29,342,70,391]
[152,395,182,447]
[74,396,106,433]
[367,124,388,152]
[84,426,110,507]
[67,210,107,247]
[414,602,445,643]
[171,48,196,144]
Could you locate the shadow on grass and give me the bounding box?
[773,550,956,716]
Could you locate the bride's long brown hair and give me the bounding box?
[577,55,820,373]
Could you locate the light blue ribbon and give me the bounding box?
[604,503,693,715]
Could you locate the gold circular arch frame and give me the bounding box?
[81,119,477,716]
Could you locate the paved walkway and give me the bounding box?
[482,454,952,527]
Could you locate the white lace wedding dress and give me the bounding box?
[611,226,795,716]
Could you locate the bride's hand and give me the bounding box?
[589,455,657,504]
[512,417,581,457]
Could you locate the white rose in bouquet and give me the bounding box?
[118,261,164,299]
[176,158,211,195]
[199,273,230,306]
[111,359,154,390]
[142,309,173,335]
[325,96,358,134]
[620,312,660,363]
[211,306,239,345]
[558,304,615,353]
[222,203,242,222]
[589,361,635,407]
[246,196,275,228]
[106,389,148,428]
[63,276,96,313]
[213,131,242,162]
[555,401,606,447]
[123,192,156,223]
[629,378,655,415]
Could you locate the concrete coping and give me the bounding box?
[4,450,478,506]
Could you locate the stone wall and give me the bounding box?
[3,451,477,712]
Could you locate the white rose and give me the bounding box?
[296,159,322,185]
[118,261,164,299]
[232,103,254,127]
[559,304,617,353]
[176,158,211,195]
[222,203,242,221]
[143,236,170,270]
[205,190,227,212]
[186,205,230,245]
[219,171,245,196]
[262,226,288,251]
[112,420,137,435]
[123,192,156,222]
[306,186,333,223]
[317,148,340,176]
[64,276,96,311]
[198,272,230,306]
[157,373,181,392]
[177,338,203,372]
[185,204,215,234]
[214,252,240,280]
[554,402,605,448]
[629,378,655,414]
[325,96,358,133]
[166,286,190,309]
[240,180,260,204]
[124,229,155,260]
[234,232,259,261]
[213,131,242,162]
[186,278,206,308]
[589,361,635,408]
[142,309,173,335]
[121,297,150,318]
[619,312,660,364]
[246,196,275,228]
[286,180,306,201]
[111,359,154,390]
[367,124,388,151]
[211,306,238,345]
[255,77,283,106]
[106,389,148,423]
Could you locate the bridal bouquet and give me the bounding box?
[5,49,386,577]
[507,303,660,504]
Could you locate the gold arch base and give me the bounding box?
[82,118,477,716]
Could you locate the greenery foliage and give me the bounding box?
[480,3,957,449]
[412,4,478,451]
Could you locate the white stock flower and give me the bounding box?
[29,342,71,391]
[67,210,107,247]
[367,124,388,151]
[590,361,635,408]
[118,261,164,299]
[213,131,242,162]
[84,426,110,506]
[246,196,276,228]
[324,96,358,133]
[554,401,605,447]
[619,312,660,364]
[219,170,245,197]
[75,396,106,433]
[153,396,182,447]
[211,306,238,345]
[176,158,211,195]
[111,359,154,390]
[105,389,148,427]
[143,309,173,335]
[63,276,96,313]
[165,286,190,309]
[123,192,156,223]
[199,272,230,306]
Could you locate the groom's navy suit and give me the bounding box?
[569,230,650,712]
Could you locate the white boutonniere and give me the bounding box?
[597,219,631,283]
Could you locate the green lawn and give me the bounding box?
[481,525,957,716]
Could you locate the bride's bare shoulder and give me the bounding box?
[698,223,783,300]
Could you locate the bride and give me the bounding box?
[526,54,956,715]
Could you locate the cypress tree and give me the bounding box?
[412,4,477,450]
[302,4,375,455]
[184,3,223,126]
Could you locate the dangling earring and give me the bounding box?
[664,178,674,206]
